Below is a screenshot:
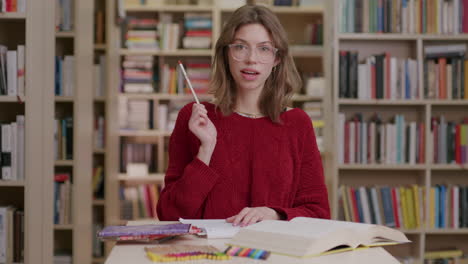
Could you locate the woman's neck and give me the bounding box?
[235,88,262,114]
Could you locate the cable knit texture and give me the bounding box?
[157,102,330,221]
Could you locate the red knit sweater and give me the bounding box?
[156,102,330,221]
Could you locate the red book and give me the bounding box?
[185,30,212,37]
[391,188,401,228]
[349,187,360,223]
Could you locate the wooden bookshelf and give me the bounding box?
[331,0,468,262]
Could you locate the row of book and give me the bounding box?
[305,22,323,45]
[54,117,73,161]
[337,113,425,165]
[399,249,466,264]
[339,0,468,34]
[94,55,106,97]
[54,173,72,225]
[0,116,25,181]
[339,184,468,230]
[0,45,25,97]
[182,13,212,49]
[55,0,73,32]
[119,139,157,173]
[160,61,210,94]
[55,56,75,97]
[424,44,468,100]
[94,115,105,150]
[0,0,25,13]
[0,207,23,263]
[122,55,155,93]
[339,51,419,100]
[119,98,155,130]
[124,0,322,7]
[120,184,162,220]
[431,116,468,164]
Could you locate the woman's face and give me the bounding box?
[228,23,279,93]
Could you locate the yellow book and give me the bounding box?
[412,185,421,228]
[406,187,415,229]
[429,187,436,228]
[399,187,409,229]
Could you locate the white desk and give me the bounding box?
[104,234,401,264]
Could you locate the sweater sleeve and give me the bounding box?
[156,103,221,220]
[270,116,331,220]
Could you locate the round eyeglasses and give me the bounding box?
[227,43,278,64]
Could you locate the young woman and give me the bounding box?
[156,4,330,226]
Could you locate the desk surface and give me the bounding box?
[104,234,401,264]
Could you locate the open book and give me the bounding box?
[228,217,411,258]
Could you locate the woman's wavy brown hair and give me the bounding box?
[210,4,302,123]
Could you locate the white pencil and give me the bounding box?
[178,60,200,104]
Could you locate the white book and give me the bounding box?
[6,51,17,96]
[64,56,75,96]
[18,0,26,13]
[10,123,17,181]
[361,122,367,164]
[349,122,355,164]
[358,64,367,100]
[16,116,24,181]
[157,104,168,131]
[1,124,12,180]
[17,45,25,97]
[390,57,397,100]
[370,122,376,163]
[229,217,410,258]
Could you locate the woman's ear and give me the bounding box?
[273,57,280,68]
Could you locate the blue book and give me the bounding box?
[354,189,364,223]
[435,186,440,228]
[380,187,395,227]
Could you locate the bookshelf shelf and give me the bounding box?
[125,5,213,12]
[0,181,25,187]
[430,164,468,171]
[54,160,74,166]
[118,130,171,137]
[338,99,427,106]
[338,164,427,170]
[55,96,75,102]
[0,96,21,102]
[290,46,324,57]
[54,224,73,230]
[338,33,420,40]
[427,100,468,106]
[292,94,323,101]
[55,31,76,38]
[0,12,26,19]
[119,49,212,56]
[118,173,165,183]
[425,229,468,235]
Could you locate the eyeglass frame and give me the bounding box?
[227,43,279,64]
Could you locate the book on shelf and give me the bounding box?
[54,117,73,160]
[54,173,72,225]
[55,0,73,32]
[339,0,466,34]
[0,207,24,263]
[1,116,25,181]
[182,13,212,49]
[55,56,75,96]
[0,45,25,97]
[94,55,106,97]
[122,55,156,93]
[424,44,468,100]
[160,14,180,51]
[339,50,419,100]
[120,183,161,220]
[338,113,425,165]
[119,139,157,172]
[124,17,159,50]
[92,166,104,199]
[229,217,410,258]
[430,116,468,165]
[119,97,154,130]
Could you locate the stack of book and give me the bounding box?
[119,98,154,130]
[122,55,156,93]
[55,56,75,96]
[54,117,73,160]
[125,17,159,50]
[424,44,468,100]
[182,13,212,49]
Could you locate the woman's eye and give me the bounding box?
[259,46,272,52]
[234,44,246,50]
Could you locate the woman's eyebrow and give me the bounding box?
[232,39,273,45]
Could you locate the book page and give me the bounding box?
[179,218,241,239]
